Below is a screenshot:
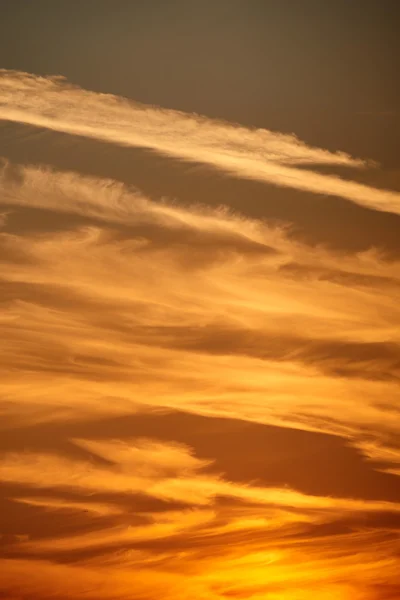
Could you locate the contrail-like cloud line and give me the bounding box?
[1,69,400,216]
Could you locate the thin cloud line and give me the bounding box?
[1,70,400,216]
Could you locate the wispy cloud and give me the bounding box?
[1,70,400,216]
[1,165,399,452]
[2,434,399,600]
[1,71,400,599]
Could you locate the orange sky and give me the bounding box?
[1,3,400,599]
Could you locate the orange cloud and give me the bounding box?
[1,75,399,599]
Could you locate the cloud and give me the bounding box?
[1,164,400,444]
[0,80,399,597]
[1,432,399,600]
[2,440,400,516]
[2,70,400,216]
[0,70,364,167]
[0,558,187,600]
[12,496,124,516]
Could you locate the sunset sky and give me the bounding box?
[0,2,400,599]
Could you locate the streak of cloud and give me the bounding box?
[1,70,400,216]
[1,71,400,599]
[1,165,399,442]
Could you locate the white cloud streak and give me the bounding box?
[1,70,400,215]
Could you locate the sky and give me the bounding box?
[0,2,399,599]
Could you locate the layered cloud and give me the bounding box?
[0,72,400,599]
[1,165,399,433]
